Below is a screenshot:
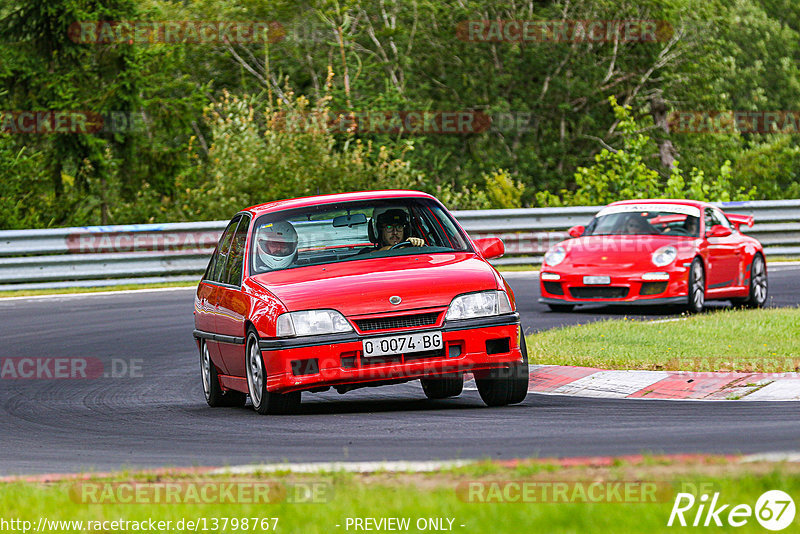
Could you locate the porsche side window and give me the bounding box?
[223,215,249,286]
[713,208,732,229]
[704,208,724,233]
[210,216,241,283]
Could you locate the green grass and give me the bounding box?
[526,307,800,372]
[2,461,798,533]
[0,281,196,298]
[494,264,540,272]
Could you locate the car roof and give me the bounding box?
[606,199,710,210]
[241,190,436,218]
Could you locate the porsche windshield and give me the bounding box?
[585,205,701,237]
[250,198,471,274]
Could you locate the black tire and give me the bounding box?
[547,304,574,312]
[686,258,705,314]
[200,341,246,407]
[421,373,464,399]
[476,341,529,407]
[245,329,300,415]
[742,254,768,308]
[507,337,530,405]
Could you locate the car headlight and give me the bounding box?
[445,290,513,320]
[651,246,677,267]
[276,310,353,337]
[544,246,566,266]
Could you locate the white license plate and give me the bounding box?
[362,331,443,358]
[583,275,611,285]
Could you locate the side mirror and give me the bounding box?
[706,225,733,238]
[473,237,505,260]
[568,225,585,238]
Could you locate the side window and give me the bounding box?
[210,216,241,283]
[223,215,249,286]
[713,208,732,229]
[704,208,720,232]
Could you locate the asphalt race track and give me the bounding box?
[2,265,799,475]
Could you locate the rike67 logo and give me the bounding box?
[668,490,795,531]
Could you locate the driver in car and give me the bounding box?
[375,209,424,251]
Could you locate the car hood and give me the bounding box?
[552,235,699,268]
[251,253,498,316]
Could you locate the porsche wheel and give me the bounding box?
[201,341,246,407]
[547,304,574,312]
[421,374,464,399]
[246,330,300,415]
[742,254,768,308]
[687,258,705,314]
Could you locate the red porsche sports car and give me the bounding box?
[193,190,528,414]
[539,199,768,312]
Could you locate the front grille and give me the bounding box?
[355,312,440,332]
[569,287,629,299]
[542,281,564,295]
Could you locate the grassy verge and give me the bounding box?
[2,458,798,533]
[0,281,197,298]
[526,307,800,372]
[494,264,540,272]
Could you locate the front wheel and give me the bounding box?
[476,340,529,407]
[246,330,300,415]
[421,374,464,399]
[201,342,246,407]
[686,259,705,314]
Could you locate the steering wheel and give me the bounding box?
[390,240,413,250]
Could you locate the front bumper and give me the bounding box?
[538,267,690,306]
[259,313,523,393]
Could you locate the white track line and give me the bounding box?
[210,460,475,475]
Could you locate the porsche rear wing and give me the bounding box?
[725,213,754,229]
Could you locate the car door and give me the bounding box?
[703,207,739,290]
[202,215,241,374]
[214,214,251,377]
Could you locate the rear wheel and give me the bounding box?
[547,304,574,312]
[246,329,300,415]
[687,258,705,314]
[201,342,246,407]
[741,254,768,308]
[421,374,464,399]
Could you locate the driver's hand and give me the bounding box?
[409,237,424,247]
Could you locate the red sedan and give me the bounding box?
[539,199,768,312]
[194,190,528,414]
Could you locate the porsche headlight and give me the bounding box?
[445,290,513,321]
[544,246,566,266]
[651,246,677,267]
[276,310,353,337]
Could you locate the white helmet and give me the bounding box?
[255,220,298,270]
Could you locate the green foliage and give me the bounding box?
[2,0,800,228]
[537,97,758,206]
[180,80,425,220]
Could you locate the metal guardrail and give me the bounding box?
[0,199,798,290]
